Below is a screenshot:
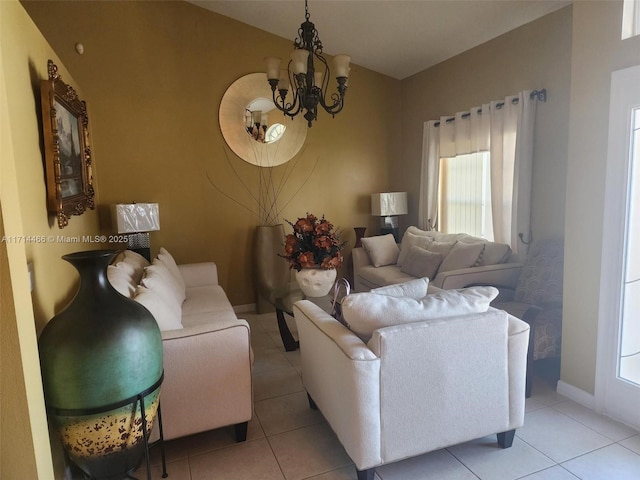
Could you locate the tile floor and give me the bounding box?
[140,311,640,480]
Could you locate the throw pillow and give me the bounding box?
[371,277,429,299]
[156,247,186,293]
[117,250,151,284]
[427,241,456,257]
[479,243,512,266]
[107,265,137,298]
[400,246,443,279]
[397,232,434,267]
[141,262,186,306]
[361,234,400,267]
[342,286,499,343]
[458,238,512,266]
[133,285,183,331]
[438,241,485,272]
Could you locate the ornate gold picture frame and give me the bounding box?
[40,60,94,228]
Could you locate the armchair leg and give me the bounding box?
[307,393,318,410]
[356,467,374,480]
[234,421,248,442]
[497,429,516,448]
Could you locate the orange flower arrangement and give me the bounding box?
[282,214,345,271]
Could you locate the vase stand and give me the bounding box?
[54,375,168,480]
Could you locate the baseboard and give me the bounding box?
[233,303,256,314]
[556,380,595,409]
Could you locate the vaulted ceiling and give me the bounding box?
[187,0,571,79]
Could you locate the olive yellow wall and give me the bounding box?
[562,0,640,395]
[22,0,401,306]
[399,6,572,242]
[1,0,109,476]
[0,208,40,480]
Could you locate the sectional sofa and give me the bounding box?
[353,226,523,292]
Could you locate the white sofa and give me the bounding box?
[353,227,523,292]
[293,288,530,479]
[107,249,253,442]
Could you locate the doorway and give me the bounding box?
[596,64,640,430]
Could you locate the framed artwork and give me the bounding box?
[40,59,94,228]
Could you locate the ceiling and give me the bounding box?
[187,0,571,79]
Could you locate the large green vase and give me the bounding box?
[38,250,163,479]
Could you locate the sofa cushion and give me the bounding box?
[397,232,434,267]
[141,263,186,306]
[371,277,429,299]
[342,286,499,342]
[182,285,235,316]
[133,285,183,331]
[361,234,400,267]
[400,246,443,279]
[157,247,186,292]
[438,241,485,273]
[356,265,416,289]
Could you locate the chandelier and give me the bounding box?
[264,0,351,128]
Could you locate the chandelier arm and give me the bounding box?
[312,51,330,95]
[317,85,347,115]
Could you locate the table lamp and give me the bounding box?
[371,192,408,241]
[111,203,160,261]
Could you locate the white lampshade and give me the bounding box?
[290,49,310,75]
[264,56,281,80]
[371,192,408,217]
[112,203,160,234]
[333,54,351,78]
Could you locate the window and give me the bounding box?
[622,0,640,39]
[619,106,640,385]
[438,151,493,239]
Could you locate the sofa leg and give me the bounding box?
[356,467,374,480]
[234,421,248,442]
[307,393,318,410]
[497,429,516,448]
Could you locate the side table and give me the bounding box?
[269,282,332,351]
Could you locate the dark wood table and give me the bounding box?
[269,281,332,351]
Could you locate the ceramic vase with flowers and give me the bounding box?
[282,213,345,297]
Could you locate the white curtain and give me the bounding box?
[418,91,538,255]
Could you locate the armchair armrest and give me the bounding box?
[293,300,382,469]
[177,262,219,288]
[159,318,252,440]
[433,262,523,290]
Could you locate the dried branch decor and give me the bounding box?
[207,136,318,226]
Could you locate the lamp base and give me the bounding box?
[379,217,400,242]
[127,232,151,262]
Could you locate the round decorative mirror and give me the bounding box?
[219,73,307,167]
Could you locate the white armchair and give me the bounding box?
[293,300,530,479]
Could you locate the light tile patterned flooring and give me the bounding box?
[139,311,640,480]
